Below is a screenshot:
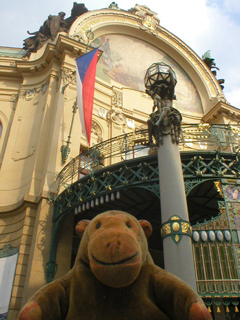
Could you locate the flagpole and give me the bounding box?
[60,29,96,164]
[60,100,78,164]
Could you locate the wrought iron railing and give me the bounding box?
[48,124,240,201]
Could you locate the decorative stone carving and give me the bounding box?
[91,120,103,143]
[18,81,49,101]
[25,89,36,101]
[129,4,160,31]
[112,90,123,108]
[109,109,125,125]
[70,33,87,43]
[59,68,76,92]
[61,68,76,85]
[135,124,148,131]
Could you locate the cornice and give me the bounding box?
[202,101,240,123]
[0,191,47,216]
[0,34,102,78]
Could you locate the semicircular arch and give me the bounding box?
[186,178,223,225]
[69,9,224,115]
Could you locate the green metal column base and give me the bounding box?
[45,262,58,283]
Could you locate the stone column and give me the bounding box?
[145,62,197,290]
[158,134,197,290]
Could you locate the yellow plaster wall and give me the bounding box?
[0,204,37,318]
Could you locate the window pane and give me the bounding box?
[203,245,213,279]
[211,245,221,279]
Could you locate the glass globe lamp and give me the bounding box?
[144,62,177,91]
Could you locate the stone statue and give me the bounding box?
[202,50,225,90]
[23,3,88,58]
[49,12,68,39]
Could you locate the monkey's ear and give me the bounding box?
[139,220,152,239]
[75,220,91,238]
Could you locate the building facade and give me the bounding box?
[0,3,240,319]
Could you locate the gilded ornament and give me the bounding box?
[162,223,171,235]
[171,216,180,220]
[172,222,180,232]
[181,222,190,233]
[175,235,179,243]
[198,123,211,133]
[214,181,223,198]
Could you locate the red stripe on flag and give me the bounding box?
[82,51,98,145]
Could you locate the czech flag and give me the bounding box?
[76,48,99,145]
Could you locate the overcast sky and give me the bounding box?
[1,0,239,109]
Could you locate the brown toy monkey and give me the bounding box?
[18,210,212,320]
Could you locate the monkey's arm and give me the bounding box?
[153,268,212,320]
[18,273,71,320]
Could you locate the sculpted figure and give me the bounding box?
[147,69,178,145]
[202,51,225,90]
[23,4,88,58]
[18,210,212,320]
[49,12,68,39]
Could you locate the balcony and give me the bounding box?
[49,123,240,201]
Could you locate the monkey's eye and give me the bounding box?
[126,222,131,228]
[96,222,101,229]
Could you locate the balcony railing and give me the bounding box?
[48,124,240,201]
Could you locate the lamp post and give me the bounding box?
[145,63,197,290]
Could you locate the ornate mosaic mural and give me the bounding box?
[92,34,203,116]
[223,185,240,272]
